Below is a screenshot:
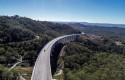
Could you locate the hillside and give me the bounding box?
[0,15,125,80]
[0,15,80,80]
[0,15,80,44]
[55,36,125,80]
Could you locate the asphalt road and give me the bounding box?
[31,34,81,80]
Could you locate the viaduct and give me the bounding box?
[31,34,81,80]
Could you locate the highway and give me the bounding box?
[31,34,81,80]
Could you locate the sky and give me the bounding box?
[0,0,125,24]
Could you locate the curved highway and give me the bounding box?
[31,34,81,80]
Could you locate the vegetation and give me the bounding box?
[0,15,80,80]
[0,65,17,80]
[62,37,125,80]
[0,15,125,80]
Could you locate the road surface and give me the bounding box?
[31,34,81,80]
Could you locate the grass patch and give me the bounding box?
[12,66,33,74]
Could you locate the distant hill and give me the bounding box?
[67,23,125,36]
[80,22,125,28]
[54,21,125,28]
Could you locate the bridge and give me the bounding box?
[31,34,81,80]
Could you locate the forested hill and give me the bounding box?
[0,15,80,44]
[0,15,80,80]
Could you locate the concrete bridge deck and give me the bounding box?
[31,34,81,80]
